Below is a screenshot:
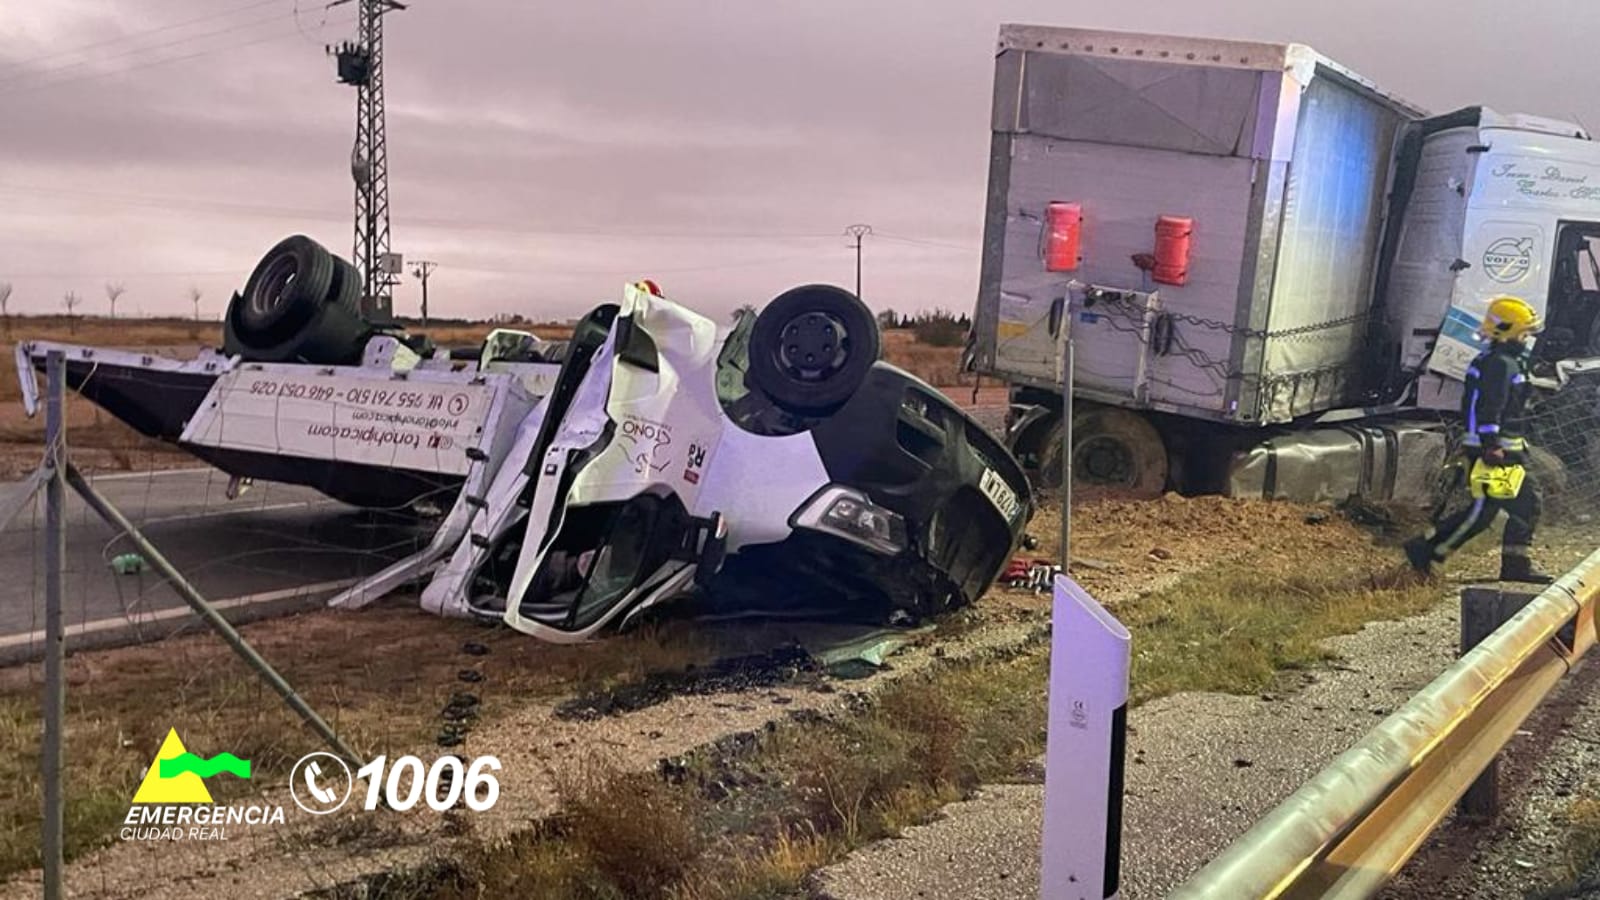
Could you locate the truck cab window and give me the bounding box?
[1539,223,1600,361]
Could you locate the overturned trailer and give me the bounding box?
[17,237,1032,641]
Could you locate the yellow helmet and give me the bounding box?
[1478,295,1543,342]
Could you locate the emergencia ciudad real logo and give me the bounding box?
[122,727,505,842]
[122,727,282,842]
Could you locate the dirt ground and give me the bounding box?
[0,487,1405,889]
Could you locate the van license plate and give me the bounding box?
[979,468,1022,522]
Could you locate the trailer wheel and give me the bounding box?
[1037,408,1168,499]
[235,235,335,345]
[747,284,880,414]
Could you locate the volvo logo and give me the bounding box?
[1482,237,1533,284]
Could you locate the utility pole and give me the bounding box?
[411,259,437,327]
[845,223,872,299]
[844,222,870,297]
[330,0,406,321]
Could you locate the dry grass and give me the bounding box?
[1554,788,1600,892]
[0,609,737,879]
[881,329,967,387]
[562,764,709,898]
[381,517,1460,900]
[418,649,1049,900]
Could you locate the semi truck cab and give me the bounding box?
[1385,112,1600,410]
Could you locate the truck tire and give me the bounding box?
[747,284,880,414]
[330,256,362,314]
[225,238,374,364]
[235,235,335,345]
[1037,407,1168,499]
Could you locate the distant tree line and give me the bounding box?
[875,308,971,347]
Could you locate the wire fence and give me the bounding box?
[1526,371,1600,520]
[0,352,501,896]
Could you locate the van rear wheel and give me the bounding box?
[746,284,880,414]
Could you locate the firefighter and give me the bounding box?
[1404,296,1552,584]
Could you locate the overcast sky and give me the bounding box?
[1,0,1595,321]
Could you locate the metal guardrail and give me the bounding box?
[1169,548,1600,899]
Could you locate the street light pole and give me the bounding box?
[845,223,872,298]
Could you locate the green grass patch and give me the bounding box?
[1122,562,1439,704]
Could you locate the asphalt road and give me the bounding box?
[0,467,428,644]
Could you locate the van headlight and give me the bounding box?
[793,486,908,555]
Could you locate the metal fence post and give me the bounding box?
[1059,338,1074,568]
[64,464,363,766]
[1457,583,1540,820]
[41,351,65,900]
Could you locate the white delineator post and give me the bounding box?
[1040,574,1130,900]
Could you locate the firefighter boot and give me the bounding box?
[1499,553,1553,585]
[1403,537,1435,578]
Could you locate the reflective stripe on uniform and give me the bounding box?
[1439,498,1489,555]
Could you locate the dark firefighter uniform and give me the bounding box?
[1405,303,1550,583]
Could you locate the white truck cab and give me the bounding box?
[1386,111,1600,408]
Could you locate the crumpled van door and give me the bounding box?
[504,282,729,640]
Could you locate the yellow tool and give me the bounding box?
[1469,458,1526,499]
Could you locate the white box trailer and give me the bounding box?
[975,25,1422,426]
[973,25,1600,501]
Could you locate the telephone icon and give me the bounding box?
[304,761,337,805]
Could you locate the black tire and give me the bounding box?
[1037,407,1168,499]
[747,284,880,414]
[234,235,334,346]
[329,255,362,314]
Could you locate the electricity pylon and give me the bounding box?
[331,0,407,320]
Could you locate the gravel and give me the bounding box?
[814,588,1465,899]
[1381,656,1600,900]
